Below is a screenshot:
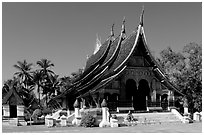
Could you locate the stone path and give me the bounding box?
[2,122,202,133]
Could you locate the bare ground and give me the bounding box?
[2,122,202,133]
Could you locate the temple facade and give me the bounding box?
[48,9,184,112]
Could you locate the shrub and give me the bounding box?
[31,109,42,123]
[42,108,52,115]
[80,113,96,127]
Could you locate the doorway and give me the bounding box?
[126,79,137,101]
[9,94,18,118]
[134,79,150,111]
[161,94,168,110]
[9,105,17,118]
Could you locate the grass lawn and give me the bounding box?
[2,122,202,133]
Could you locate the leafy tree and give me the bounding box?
[157,43,202,113]
[182,43,202,112]
[59,76,72,93]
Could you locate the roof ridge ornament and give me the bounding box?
[121,16,126,39]
[140,6,144,26]
[111,23,114,37]
[93,33,102,54]
[122,16,126,34]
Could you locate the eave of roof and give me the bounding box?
[78,65,127,98]
[73,37,116,86]
[73,29,126,95]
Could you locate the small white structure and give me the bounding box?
[184,107,188,114]
[99,99,110,127]
[72,99,81,126]
[47,117,54,127]
[45,114,50,126]
[60,115,67,127]
[193,112,201,122]
[110,118,118,127]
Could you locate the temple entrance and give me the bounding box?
[126,79,137,101]
[9,94,18,118]
[134,79,150,111]
[161,94,168,110]
[9,105,17,118]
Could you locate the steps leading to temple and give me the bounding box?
[113,112,182,125]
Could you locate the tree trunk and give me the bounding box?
[37,84,40,105]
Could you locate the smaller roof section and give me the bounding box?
[2,87,24,105]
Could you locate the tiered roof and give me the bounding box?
[49,9,184,104]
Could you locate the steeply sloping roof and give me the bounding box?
[2,87,24,105]
[49,10,184,103]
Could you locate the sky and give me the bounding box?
[2,2,202,82]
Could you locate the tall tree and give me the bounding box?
[48,74,60,97]
[13,60,33,89]
[182,43,202,112]
[32,70,43,104]
[36,59,55,107]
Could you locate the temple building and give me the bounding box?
[48,9,184,112]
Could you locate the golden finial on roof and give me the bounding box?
[140,6,144,26]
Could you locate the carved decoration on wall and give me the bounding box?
[124,68,153,80]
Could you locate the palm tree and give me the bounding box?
[32,70,43,104]
[49,74,60,97]
[36,59,54,107]
[36,59,54,78]
[13,60,33,89]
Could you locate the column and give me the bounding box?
[160,96,162,107]
[146,96,148,107]
[167,93,170,111]
[152,90,156,102]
